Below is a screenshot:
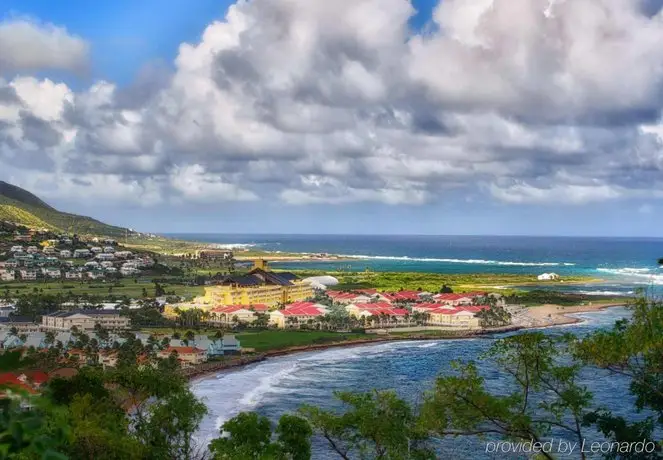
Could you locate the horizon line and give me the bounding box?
[157,232,663,239]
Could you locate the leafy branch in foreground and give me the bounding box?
[208,411,312,460]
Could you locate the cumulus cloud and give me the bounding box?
[0,18,89,74]
[0,0,663,207]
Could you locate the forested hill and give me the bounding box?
[0,181,130,238]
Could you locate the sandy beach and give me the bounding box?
[514,302,628,328]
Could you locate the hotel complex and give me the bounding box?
[166,260,314,316]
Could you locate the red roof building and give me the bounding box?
[380,291,423,302]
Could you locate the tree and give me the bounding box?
[94,322,110,342]
[44,330,56,348]
[440,285,453,293]
[134,388,207,459]
[184,330,195,345]
[154,282,166,297]
[300,390,434,459]
[208,411,312,460]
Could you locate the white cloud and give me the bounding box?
[1,0,663,208]
[169,164,258,202]
[489,182,624,205]
[0,18,89,74]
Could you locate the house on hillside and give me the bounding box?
[0,269,15,281]
[41,267,61,278]
[158,347,207,368]
[18,269,37,281]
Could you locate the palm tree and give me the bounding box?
[44,331,55,348]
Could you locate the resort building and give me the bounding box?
[201,262,313,307]
[379,291,428,303]
[426,305,489,328]
[345,302,393,317]
[326,291,376,304]
[345,303,409,323]
[0,316,41,334]
[210,304,270,325]
[42,310,130,332]
[269,302,328,328]
[432,293,476,306]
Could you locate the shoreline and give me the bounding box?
[186,302,627,383]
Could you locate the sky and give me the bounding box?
[0,0,662,236]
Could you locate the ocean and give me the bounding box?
[169,234,663,294]
[192,307,640,458]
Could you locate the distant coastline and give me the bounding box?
[187,302,627,383]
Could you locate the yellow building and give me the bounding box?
[202,266,313,307]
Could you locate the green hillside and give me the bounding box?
[0,181,131,237]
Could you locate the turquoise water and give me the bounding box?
[192,307,638,458]
[169,234,663,295]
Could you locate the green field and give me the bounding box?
[0,280,204,299]
[236,330,370,351]
[279,270,598,293]
[138,329,371,352]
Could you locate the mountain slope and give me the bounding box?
[0,181,131,237]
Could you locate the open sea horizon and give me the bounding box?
[168,234,663,295]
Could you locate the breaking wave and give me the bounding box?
[342,254,575,267]
[576,290,634,296]
[596,267,663,285]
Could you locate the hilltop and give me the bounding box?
[0,181,130,238]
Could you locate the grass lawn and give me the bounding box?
[0,280,204,299]
[236,330,369,352]
[137,328,371,352]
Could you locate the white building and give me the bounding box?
[65,271,83,280]
[537,273,560,281]
[59,250,72,258]
[96,253,115,261]
[41,267,61,278]
[73,249,91,258]
[19,269,37,281]
[120,266,139,276]
[103,246,115,253]
[0,270,15,281]
[87,271,105,280]
[42,310,130,332]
